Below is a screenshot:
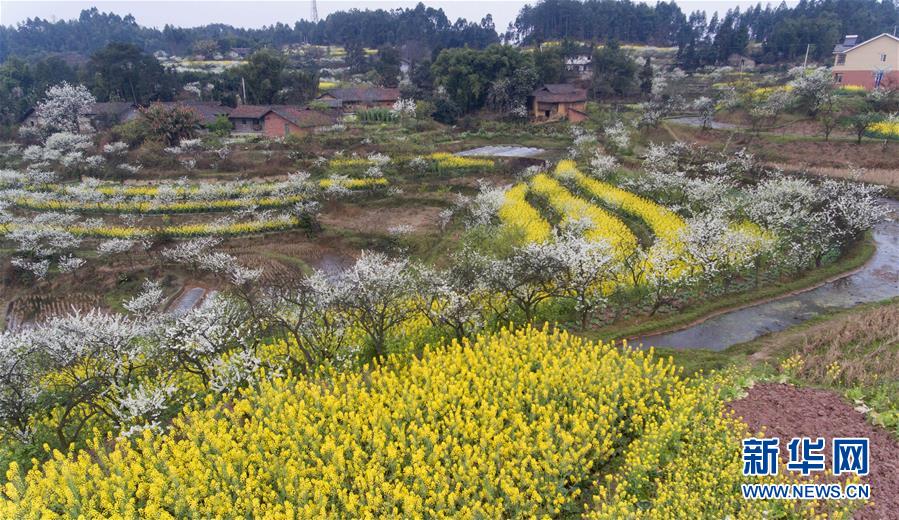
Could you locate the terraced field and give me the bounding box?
[498,161,772,285]
[0,176,386,239]
[500,162,680,256]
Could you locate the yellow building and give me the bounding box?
[832,33,899,89]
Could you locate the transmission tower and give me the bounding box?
[312,0,319,22]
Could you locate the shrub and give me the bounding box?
[356,108,397,123]
[431,96,461,125]
[134,141,179,170]
[206,114,233,137]
[109,118,151,148]
[139,103,201,146]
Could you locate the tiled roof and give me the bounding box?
[82,102,136,117]
[319,87,400,103]
[532,84,587,103]
[229,105,272,119]
[834,33,899,54]
[149,102,232,124]
[266,107,335,128]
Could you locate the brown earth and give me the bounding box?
[729,383,899,519]
[319,200,445,234]
[665,125,899,187]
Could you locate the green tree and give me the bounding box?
[139,103,200,146]
[87,42,172,104]
[234,49,286,105]
[639,56,653,95]
[277,69,319,104]
[843,112,882,144]
[533,47,564,84]
[591,40,637,99]
[411,59,433,88]
[431,45,533,113]
[0,58,36,127]
[345,42,369,74]
[207,114,233,137]
[374,46,402,87]
[431,95,461,124]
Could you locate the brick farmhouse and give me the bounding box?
[832,33,899,89]
[529,84,588,122]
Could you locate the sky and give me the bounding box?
[0,0,796,34]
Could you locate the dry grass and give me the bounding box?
[750,300,899,389]
[766,163,899,188]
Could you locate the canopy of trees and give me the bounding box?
[513,0,688,46]
[0,4,498,61]
[87,42,175,103]
[431,45,537,113]
[512,0,899,69]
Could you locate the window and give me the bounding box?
[881,53,887,62]
[874,70,885,88]
[284,122,290,135]
[834,73,843,83]
[835,54,846,65]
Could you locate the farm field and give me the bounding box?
[2,3,899,517]
[1,108,892,515]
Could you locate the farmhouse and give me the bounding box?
[261,107,336,137]
[529,84,588,122]
[19,101,138,132]
[316,87,400,109]
[565,55,592,77]
[228,105,271,133]
[149,101,233,126]
[832,33,899,89]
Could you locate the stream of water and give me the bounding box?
[637,198,899,351]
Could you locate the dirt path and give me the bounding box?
[729,383,899,519]
[765,162,899,188]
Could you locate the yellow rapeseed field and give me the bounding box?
[427,152,494,172]
[868,120,899,140]
[497,184,552,243]
[12,194,308,214]
[0,326,820,518]
[560,160,686,248]
[2,216,304,239]
[529,172,638,255]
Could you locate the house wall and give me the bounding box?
[533,100,587,120]
[567,109,588,123]
[230,117,263,133]
[833,36,899,89]
[833,36,899,71]
[20,114,40,128]
[535,101,558,118]
[262,113,310,138]
[833,70,899,90]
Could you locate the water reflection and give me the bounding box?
[637,198,899,351]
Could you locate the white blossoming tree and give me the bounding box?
[333,251,417,359]
[36,82,96,134]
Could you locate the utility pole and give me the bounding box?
[241,77,247,105]
[803,43,811,67]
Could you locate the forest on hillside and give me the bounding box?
[2,0,898,67]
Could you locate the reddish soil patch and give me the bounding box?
[319,201,445,234]
[729,383,899,519]
[667,125,899,187]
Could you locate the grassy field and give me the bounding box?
[657,297,899,435]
